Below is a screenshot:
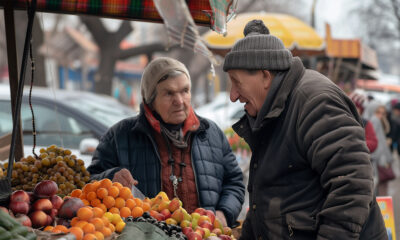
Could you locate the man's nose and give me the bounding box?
[230,87,239,102]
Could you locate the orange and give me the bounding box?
[70,217,80,227]
[96,188,108,199]
[97,203,107,214]
[111,214,122,225]
[119,207,131,218]
[107,186,119,198]
[100,227,112,237]
[43,226,54,232]
[69,227,84,240]
[83,233,97,240]
[82,199,90,206]
[53,225,69,233]
[91,198,101,207]
[80,193,87,200]
[119,187,132,200]
[75,221,88,229]
[142,202,151,212]
[115,198,125,209]
[103,196,115,209]
[112,181,123,190]
[94,231,104,240]
[91,181,101,192]
[82,183,92,194]
[86,192,97,201]
[90,217,104,231]
[82,222,96,234]
[101,216,110,226]
[92,207,104,218]
[109,207,120,215]
[71,189,82,198]
[100,178,113,189]
[108,223,115,232]
[131,206,144,218]
[77,207,94,221]
[115,221,126,233]
[125,199,136,209]
[134,198,143,208]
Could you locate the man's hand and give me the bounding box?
[112,168,138,189]
[216,210,227,227]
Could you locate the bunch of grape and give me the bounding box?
[3,145,91,196]
[126,212,187,240]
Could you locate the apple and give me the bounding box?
[32,199,53,213]
[191,212,201,221]
[187,231,202,240]
[194,207,207,215]
[168,198,180,212]
[212,228,222,236]
[29,210,48,228]
[171,208,184,223]
[180,219,192,228]
[49,208,58,219]
[213,219,224,231]
[158,201,170,211]
[203,227,211,238]
[165,218,178,225]
[205,210,216,223]
[223,226,232,235]
[199,221,213,231]
[50,195,63,210]
[10,190,30,203]
[9,201,30,215]
[219,234,232,240]
[15,214,32,227]
[182,226,193,236]
[159,208,171,219]
[198,215,211,225]
[194,226,205,237]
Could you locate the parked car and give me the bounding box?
[195,92,245,130]
[0,84,137,166]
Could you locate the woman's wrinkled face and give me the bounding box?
[152,74,191,124]
[227,69,272,117]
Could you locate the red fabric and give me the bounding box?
[365,120,378,153]
[144,104,200,213]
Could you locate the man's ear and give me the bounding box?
[261,70,273,89]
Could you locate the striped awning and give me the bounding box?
[0,0,212,25]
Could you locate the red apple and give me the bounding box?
[32,199,53,213]
[46,214,53,226]
[182,226,193,236]
[212,228,222,236]
[29,210,48,228]
[49,208,58,219]
[10,190,30,203]
[50,195,63,210]
[9,201,30,215]
[205,210,216,223]
[180,219,192,228]
[58,197,84,219]
[199,221,213,231]
[187,231,202,240]
[159,208,171,219]
[171,209,184,223]
[194,226,205,237]
[219,234,232,240]
[33,180,58,199]
[15,214,32,227]
[198,215,211,225]
[168,198,180,212]
[194,208,207,216]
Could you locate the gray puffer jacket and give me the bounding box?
[87,109,245,226]
[235,57,387,240]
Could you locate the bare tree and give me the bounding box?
[80,16,169,95]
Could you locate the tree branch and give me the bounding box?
[115,21,133,42]
[79,16,107,44]
[118,43,167,60]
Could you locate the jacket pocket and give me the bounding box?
[285,211,317,238]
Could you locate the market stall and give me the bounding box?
[0,0,240,239]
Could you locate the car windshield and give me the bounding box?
[67,97,135,128]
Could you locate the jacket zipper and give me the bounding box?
[288,224,294,237]
[144,132,163,191]
[190,133,201,206]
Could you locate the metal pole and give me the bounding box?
[4,0,24,163]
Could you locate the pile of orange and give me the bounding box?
[69,178,150,234]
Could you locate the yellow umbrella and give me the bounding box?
[203,12,324,51]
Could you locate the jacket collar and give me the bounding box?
[233,57,305,138]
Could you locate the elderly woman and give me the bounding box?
[87,57,245,227]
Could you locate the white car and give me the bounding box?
[0,84,137,166]
[195,92,245,130]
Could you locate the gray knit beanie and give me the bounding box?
[141,57,190,104]
[223,19,293,71]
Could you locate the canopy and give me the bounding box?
[0,0,212,25]
[203,12,325,51]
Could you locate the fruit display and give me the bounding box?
[3,145,90,196]
[8,180,64,229]
[0,204,36,240]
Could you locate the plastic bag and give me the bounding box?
[131,185,145,200]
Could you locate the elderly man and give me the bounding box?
[88,57,245,227]
[223,20,387,239]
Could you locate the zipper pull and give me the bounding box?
[170,175,179,198]
[288,224,294,237]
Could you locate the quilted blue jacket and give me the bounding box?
[87,109,245,226]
